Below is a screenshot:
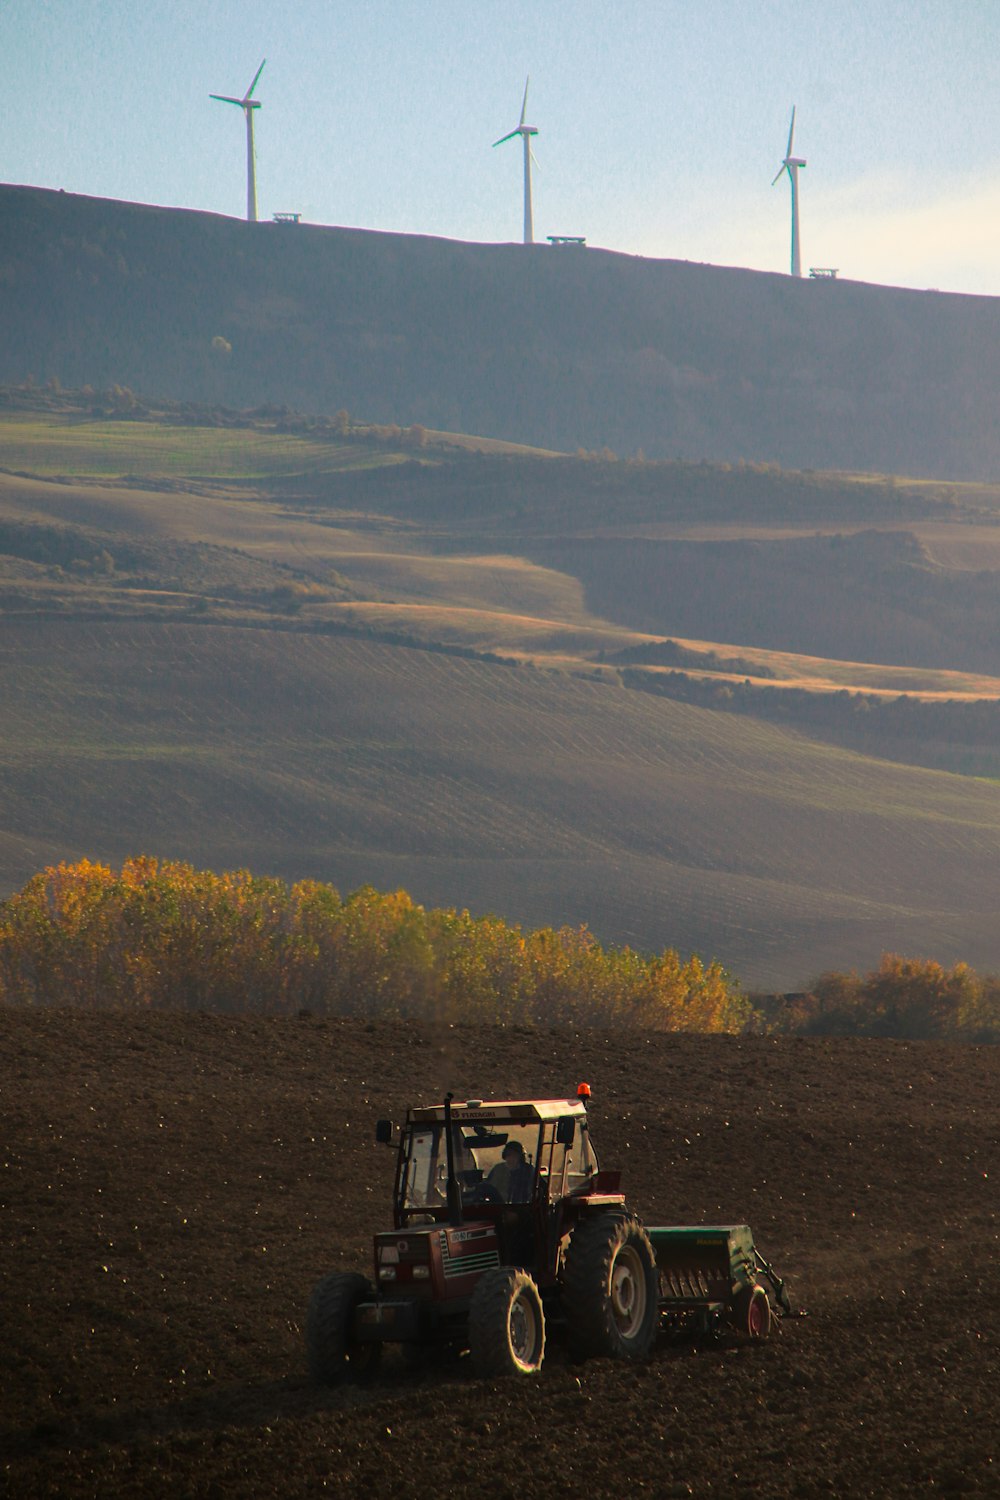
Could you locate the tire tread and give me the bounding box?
[562,1213,658,1361]
[468,1267,545,1377]
[306,1271,380,1385]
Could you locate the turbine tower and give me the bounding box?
[211,59,266,223]
[772,106,806,277]
[493,77,539,245]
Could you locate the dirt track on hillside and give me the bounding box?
[2,1011,997,1498]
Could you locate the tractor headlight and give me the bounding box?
[380,1266,397,1281]
[412,1265,430,1280]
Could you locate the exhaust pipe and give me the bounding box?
[443,1092,463,1226]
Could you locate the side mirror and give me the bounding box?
[375,1119,395,1145]
[556,1117,576,1146]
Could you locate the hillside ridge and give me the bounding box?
[3,183,1000,477]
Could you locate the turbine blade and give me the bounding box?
[530,146,540,171]
[519,76,530,127]
[210,94,245,106]
[493,129,519,147]
[771,164,788,186]
[246,58,266,100]
[786,105,796,159]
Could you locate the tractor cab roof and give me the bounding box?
[409,1096,589,1126]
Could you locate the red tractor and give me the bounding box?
[306,1085,788,1381]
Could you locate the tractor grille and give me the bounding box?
[439,1233,500,1281]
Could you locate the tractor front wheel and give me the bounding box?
[563,1214,658,1362]
[306,1271,382,1385]
[468,1267,546,1376]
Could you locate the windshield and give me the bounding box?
[399,1116,597,1214]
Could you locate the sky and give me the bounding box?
[4,0,1000,295]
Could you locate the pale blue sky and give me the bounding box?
[4,1,999,293]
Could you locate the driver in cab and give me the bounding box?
[487,1140,534,1204]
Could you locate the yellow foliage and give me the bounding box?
[0,858,746,1032]
[5,866,994,1039]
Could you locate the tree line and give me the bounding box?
[1,859,996,1040]
[761,953,1000,1042]
[0,859,744,1032]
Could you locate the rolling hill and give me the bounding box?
[2,395,1000,989]
[3,183,1000,478]
[2,616,1000,991]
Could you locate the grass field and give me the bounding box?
[0,413,412,479]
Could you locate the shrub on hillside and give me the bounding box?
[0,858,747,1032]
[769,953,1000,1041]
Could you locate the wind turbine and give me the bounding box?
[772,106,806,277]
[493,77,539,245]
[211,59,266,223]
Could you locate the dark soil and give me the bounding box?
[2,1010,997,1498]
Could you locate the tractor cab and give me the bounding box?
[367,1089,628,1311]
[394,1097,600,1221]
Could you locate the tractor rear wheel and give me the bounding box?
[468,1267,546,1376]
[306,1271,382,1385]
[563,1214,658,1362]
[732,1283,772,1340]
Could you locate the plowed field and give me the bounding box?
[2,1011,997,1498]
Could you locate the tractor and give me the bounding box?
[306,1084,789,1381]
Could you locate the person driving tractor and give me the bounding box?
[487,1140,535,1203]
